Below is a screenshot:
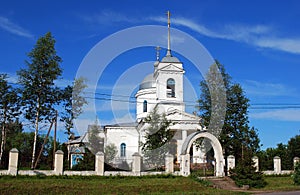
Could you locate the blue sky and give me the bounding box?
[0,0,300,149]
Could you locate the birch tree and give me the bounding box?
[17,32,62,169]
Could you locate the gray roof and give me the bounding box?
[139,73,155,90]
[105,122,138,128]
[161,55,180,63]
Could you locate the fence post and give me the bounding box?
[252,156,259,172]
[165,154,174,174]
[227,155,235,175]
[8,148,19,176]
[273,156,281,174]
[180,154,190,177]
[54,150,64,175]
[294,157,300,170]
[132,152,141,176]
[95,151,104,176]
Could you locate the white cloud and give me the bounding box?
[80,10,139,25]
[250,109,300,122]
[241,80,297,97]
[0,16,33,38]
[150,16,300,55]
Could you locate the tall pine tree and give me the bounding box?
[198,61,260,167]
[17,32,62,169]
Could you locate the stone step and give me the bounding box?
[206,177,241,190]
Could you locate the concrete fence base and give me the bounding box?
[3,148,299,177]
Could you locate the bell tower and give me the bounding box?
[154,11,185,112]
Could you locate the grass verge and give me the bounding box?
[0,175,247,195]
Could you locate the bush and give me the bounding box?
[230,154,267,188]
[292,162,300,185]
[230,165,267,188]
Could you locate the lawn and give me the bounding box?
[259,175,300,192]
[1,175,300,194]
[0,175,247,195]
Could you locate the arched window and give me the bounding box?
[120,143,126,157]
[167,78,175,97]
[143,100,147,112]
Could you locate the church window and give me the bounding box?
[143,100,147,112]
[120,143,126,157]
[167,78,175,97]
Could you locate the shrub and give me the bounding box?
[292,162,300,185]
[230,153,267,188]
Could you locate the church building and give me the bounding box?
[68,12,207,169]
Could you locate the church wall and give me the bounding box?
[105,126,139,164]
[136,89,157,120]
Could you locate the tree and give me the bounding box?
[198,61,260,169]
[293,162,300,185]
[105,143,117,164]
[0,74,20,166]
[224,84,260,162]
[287,135,300,165]
[197,61,228,138]
[230,149,267,188]
[17,32,62,169]
[60,77,87,140]
[0,120,22,168]
[86,121,104,155]
[141,107,173,169]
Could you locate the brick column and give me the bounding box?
[227,155,235,175]
[95,151,104,176]
[294,157,300,170]
[8,148,19,176]
[252,156,259,172]
[274,156,281,174]
[165,154,174,174]
[132,152,141,175]
[180,154,190,177]
[54,150,64,175]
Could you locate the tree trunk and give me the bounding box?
[31,105,40,169]
[0,112,7,165]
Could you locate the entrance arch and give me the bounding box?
[180,131,224,177]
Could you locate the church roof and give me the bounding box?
[161,55,180,63]
[139,73,155,90]
[105,122,138,128]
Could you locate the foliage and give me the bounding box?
[0,74,20,166]
[230,150,267,188]
[4,129,56,169]
[104,143,117,163]
[86,121,104,155]
[60,77,87,139]
[292,162,300,185]
[258,135,300,171]
[198,61,261,168]
[141,107,174,169]
[71,148,95,171]
[17,32,62,168]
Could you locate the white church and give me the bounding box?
[68,12,224,174]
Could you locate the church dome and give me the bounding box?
[161,55,180,63]
[139,74,155,90]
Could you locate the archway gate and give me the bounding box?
[180,131,224,177]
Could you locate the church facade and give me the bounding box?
[68,12,211,170]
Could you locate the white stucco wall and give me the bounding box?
[105,126,139,164]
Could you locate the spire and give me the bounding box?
[155,46,161,61]
[166,11,172,57]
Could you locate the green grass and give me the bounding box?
[0,175,247,195]
[258,175,300,192]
